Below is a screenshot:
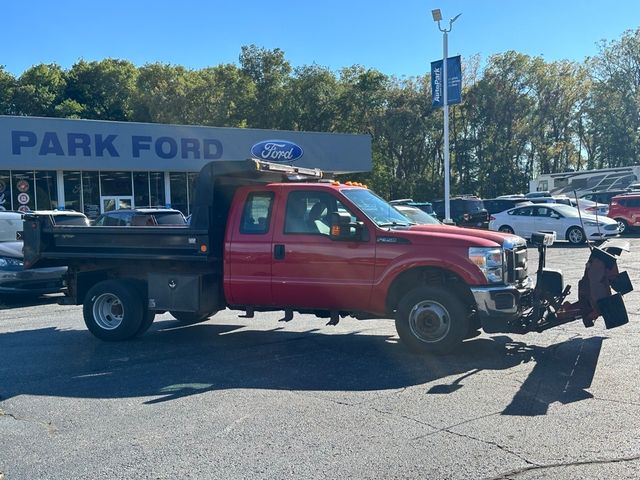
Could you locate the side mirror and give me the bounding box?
[329,212,365,241]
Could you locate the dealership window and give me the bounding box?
[188,172,199,214]
[35,171,58,210]
[100,171,133,196]
[170,172,188,214]
[82,171,100,219]
[11,171,35,212]
[0,171,10,211]
[150,172,165,207]
[63,171,82,212]
[133,172,150,208]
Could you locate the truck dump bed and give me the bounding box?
[22,222,211,269]
[23,159,324,270]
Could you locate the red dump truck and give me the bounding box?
[23,160,632,353]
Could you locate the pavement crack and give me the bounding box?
[483,454,640,480]
[0,407,57,435]
[591,396,640,407]
[368,406,440,431]
[411,411,502,440]
[440,429,540,467]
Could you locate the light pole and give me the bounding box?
[432,9,461,224]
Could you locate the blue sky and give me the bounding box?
[2,0,639,77]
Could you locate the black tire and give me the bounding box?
[170,311,211,325]
[615,218,629,235]
[135,310,156,337]
[83,280,144,341]
[499,225,514,234]
[566,226,586,245]
[395,286,469,354]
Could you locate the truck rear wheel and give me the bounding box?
[135,310,156,337]
[395,286,468,354]
[170,311,211,325]
[83,280,144,341]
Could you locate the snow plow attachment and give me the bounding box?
[514,235,633,334]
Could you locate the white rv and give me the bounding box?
[529,166,640,197]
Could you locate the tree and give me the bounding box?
[13,63,67,117]
[282,64,339,132]
[66,59,138,121]
[189,64,254,127]
[588,28,640,167]
[133,63,195,124]
[0,66,16,115]
[239,45,292,129]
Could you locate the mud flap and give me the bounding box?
[598,293,629,329]
[578,246,633,328]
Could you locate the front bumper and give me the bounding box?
[470,280,533,322]
[0,266,67,295]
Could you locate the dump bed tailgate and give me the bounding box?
[23,214,212,269]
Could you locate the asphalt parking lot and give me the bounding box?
[1,239,639,479]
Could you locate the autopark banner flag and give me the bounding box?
[431,55,462,108]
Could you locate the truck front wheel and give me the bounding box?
[395,286,468,354]
[83,280,144,341]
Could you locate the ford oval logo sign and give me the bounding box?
[251,140,303,163]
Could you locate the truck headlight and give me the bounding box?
[469,247,504,283]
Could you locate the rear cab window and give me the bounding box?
[240,192,274,234]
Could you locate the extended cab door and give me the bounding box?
[225,188,278,306]
[270,187,376,310]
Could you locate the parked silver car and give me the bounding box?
[0,210,88,295]
[0,241,67,295]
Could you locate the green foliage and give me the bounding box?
[0,66,16,114]
[66,59,138,120]
[13,63,67,117]
[2,28,640,200]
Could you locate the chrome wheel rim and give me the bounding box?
[92,293,124,330]
[617,220,626,233]
[568,228,583,244]
[408,300,451,343]
[499,227,513,234]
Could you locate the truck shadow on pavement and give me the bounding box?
[0,320,603,416]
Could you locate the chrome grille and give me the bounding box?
[505,243,528,285]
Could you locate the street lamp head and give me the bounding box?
[451,13,462,24]
[431,9,442,22]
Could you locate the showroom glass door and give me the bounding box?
[101,196,134,213]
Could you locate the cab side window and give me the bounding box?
[285,191,352,235]
[240,192,274,234]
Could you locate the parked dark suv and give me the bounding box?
[94,208,187,227]
[432,196,489,228]
[581,190,630,205]
[483,198,531,215]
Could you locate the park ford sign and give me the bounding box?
[11,131,223,160]
[0,116,372,173]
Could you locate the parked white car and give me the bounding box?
[0,211,23,242]
[569,198,609,216]
[489,203,620,245]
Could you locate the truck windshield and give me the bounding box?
[342,188,412,227]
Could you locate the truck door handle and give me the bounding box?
[274,244,285,260]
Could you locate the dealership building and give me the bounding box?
[0,116,371,219]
